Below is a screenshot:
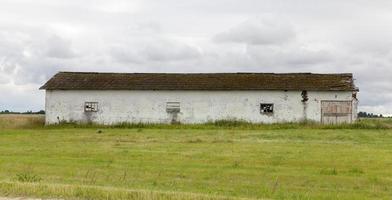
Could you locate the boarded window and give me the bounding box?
[85,102,98,112]
[260,104,274,114]
[166,102,180,113]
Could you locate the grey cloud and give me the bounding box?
[213,17,295,45]
[0,0,391,114]
[245,45,334,68]
[111,38,201,63]
[0,83,44,111]
[0,73,10,84]
[209,15,392,115]
[127,21,162,34]
[45,35,76,59]
[341,29,392,57]
[142,40,201,62]
[0,25,77,85]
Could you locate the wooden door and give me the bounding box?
[321,101,352,124]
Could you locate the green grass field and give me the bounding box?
[1,115,392,199]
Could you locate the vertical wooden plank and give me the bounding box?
[321,101,352,124]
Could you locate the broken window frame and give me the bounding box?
[260,103,274,114]
[84,102,98,112]
[301,90,309,102]
[166,102,180,113]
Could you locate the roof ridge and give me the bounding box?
[58,71,352,76]
[40,71,356,91]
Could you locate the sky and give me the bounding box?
[0,0,391,115]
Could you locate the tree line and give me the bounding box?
[0,110,45,114]
[357,111,388,118]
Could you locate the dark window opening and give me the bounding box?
[301,90,309,102]
[85,102,98,112]
[260,104,274,114]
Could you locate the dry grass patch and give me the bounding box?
[0,115,44,129]
[0,182,256,200]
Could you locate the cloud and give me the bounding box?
[0,83,44,111]
[210,16,392,115]
[45,35,76,59]
[213,17,296,45]
[0,25,77,85]
[0,0,391,115]
[142,39,201,62]
[92,0,142,14]
[244,45,334,69]
[110,38,201,64]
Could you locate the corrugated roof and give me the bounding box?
[39,72,357,91]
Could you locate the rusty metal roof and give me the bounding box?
[39,72,357,91]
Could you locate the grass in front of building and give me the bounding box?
[0,115,44,129]
[2,114,391,130]
[0,115,392,199]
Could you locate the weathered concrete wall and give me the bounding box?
[45,90,356,124]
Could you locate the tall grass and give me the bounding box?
[0,114,44,129]
[1,114,391,130]
[0,182,254,200]
[49,118,392,130]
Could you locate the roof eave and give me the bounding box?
[39,88,356,91]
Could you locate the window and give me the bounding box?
[166,102,180,113]
[260,103,273,114]
[301,90,309,102]
[84,102,98,112]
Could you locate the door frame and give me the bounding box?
[320,100,353,124]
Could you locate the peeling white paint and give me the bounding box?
[44,90,357,124]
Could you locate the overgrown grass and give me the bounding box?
[1,114,391,130]
[50,118,392,130]
[0,114,44,129]
[0,182,253,200]
[1,115,392,199]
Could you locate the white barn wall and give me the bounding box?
[45,90,355,124]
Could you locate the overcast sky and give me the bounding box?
[0,0,391,115]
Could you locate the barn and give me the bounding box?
[40,72,358,125]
